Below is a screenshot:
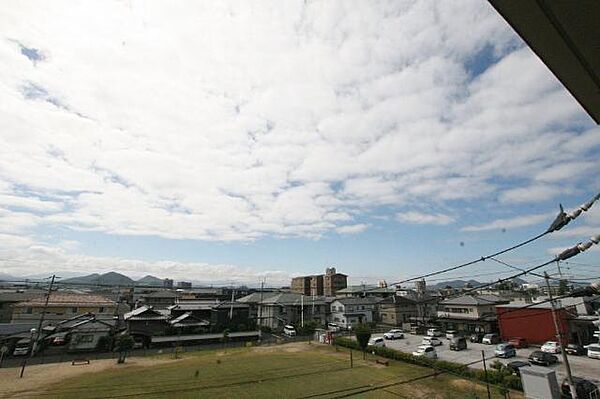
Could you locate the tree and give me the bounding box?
[354,323,371,359]
[114,334,135,364]
[558,279,569,295]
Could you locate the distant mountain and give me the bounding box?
[431,276,528,290]
[61,272,134,286]
[0,272,17,281]
[136,275,165,286]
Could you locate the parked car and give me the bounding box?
[541,341,561,354]
[481,333,500,345]
[12,338,31,356]
[283,325,297,336]
[422,336,443,347]
[368,337,385,348]
[585,344,600,360]
[560,377,600,399]
[506,361,531,376]
[565,343,586,356]
[412,345,437,359]
[528,350,558,366]
[383,329,404,340]
[507,337,528,349]
[495,343,517,358]
[449,336,467,351]
[426,328,443,337]
[445,330,459,340]
[469,333,484,343]
[327,323,340,332]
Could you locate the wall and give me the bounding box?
[497,307,569,345]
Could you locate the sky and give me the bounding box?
[0,1,599,286]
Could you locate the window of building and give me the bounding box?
[99,307,105,313]
[71,307,78,313]
[26,307,33,314]
[78,334,94,343]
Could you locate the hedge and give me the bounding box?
[333,337,522,391]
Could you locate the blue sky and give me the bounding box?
[0,1,599,285]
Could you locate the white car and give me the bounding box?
[383,329,404,340]
[427,328,443,337]
[327,323,340,332]
[283,325,296,336]
[421,336,443,347]
[541,341,561,354]
[368,337,386,347]
[412,345,437,359]
[585,344,600,360]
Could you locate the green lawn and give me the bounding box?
[39,344,520,399]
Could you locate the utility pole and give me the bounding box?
[544,272,577,399]
[481,350,491,399]
[301,294,304,328]
[21,274,56,378]
[229,289,235,320]
[258,279,264,344]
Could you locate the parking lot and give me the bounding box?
[371,332,600,386]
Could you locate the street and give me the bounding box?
[371,332,600,387]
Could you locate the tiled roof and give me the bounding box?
[333,297,382,305]
[14,292,116,307]
[440,294,508,306]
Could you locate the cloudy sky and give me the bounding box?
[1,1,599,286]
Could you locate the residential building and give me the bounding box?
[377,296,418,327]
[124,306,169,344]
[290,267,348,297]
[66,317,114,352]
[0,290,45,322]
[335,285,395,298]
[329,297,380,328]
[291,277,311,296]
[436,294,509,334]
[323,267,347,296]
[11,292,117,324]
[238,292,329,330]
[137,290,180,309]
[177,281,192,289]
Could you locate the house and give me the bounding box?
[377,296,418,327]
[436,294,509,334]
[335,285,396,298]
[210,302,251,331]
[497,297,599,345]
[137,290,180,309]
[11,292,117,324]
[238,292,329,330]
[124,306,169,344]
[0,290,45,322]
[67,317,114,352]
[329,297,380,328]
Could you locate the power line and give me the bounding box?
[378,193,600,291]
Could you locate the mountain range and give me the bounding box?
[59,272,166,286]
[430,277,528,290]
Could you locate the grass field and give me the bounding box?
[3,343,523,399]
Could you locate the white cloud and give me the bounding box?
[462,212,552,232]
[0,0,597,245]
[395,211,454,225]
[336,223,369,234]
[0,244,291,285]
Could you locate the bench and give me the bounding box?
[375,359,389,366]
[71,358,90,365]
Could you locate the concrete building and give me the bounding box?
[324,267,347,296]
[0,290,45,323]
[291,267,347,297]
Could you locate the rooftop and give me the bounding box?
[14,292,116,307]
[440,294,509,306]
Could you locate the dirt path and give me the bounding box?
[0,357,177,398]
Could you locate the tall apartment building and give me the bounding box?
[290,267,347,297]
[323,267,347,296]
